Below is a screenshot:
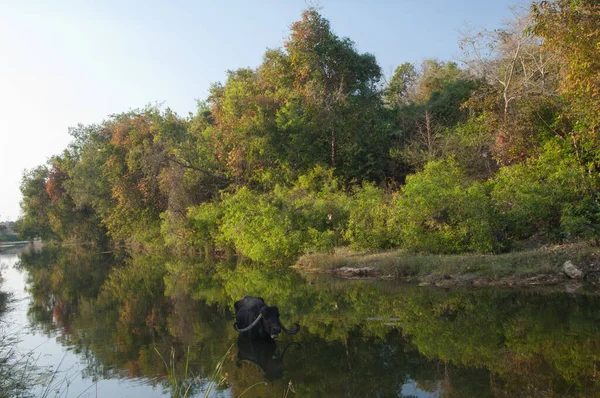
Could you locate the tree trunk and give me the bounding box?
[331,129,336,167]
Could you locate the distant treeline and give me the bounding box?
[16,1,600,261]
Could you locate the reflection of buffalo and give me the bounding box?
[236,337,301,381]
[233,296,300,340]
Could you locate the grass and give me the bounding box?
[0,323,66,398]
[156,344,266,398]
[155,346,196,398]
[0,277,74,398]
[295,242,599,282]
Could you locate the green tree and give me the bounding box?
[207,9,389,184]
[385,62,418,106]
[281,8,388,180]
[18,166,54,240]
[390,60,480,172]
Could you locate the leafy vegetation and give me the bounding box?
[16,3,600,262]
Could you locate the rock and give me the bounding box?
[432,274,478,288]
[563,260,583,279]
[452,274,478,283]
[472,277,492,286]
[434,279,457,288]
[334,266,378,278]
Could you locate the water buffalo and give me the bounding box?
[233,296,300,340]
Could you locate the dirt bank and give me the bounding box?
[294,243,600,290]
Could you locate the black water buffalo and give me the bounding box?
[233,296,300,340]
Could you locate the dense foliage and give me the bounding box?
[17,3,600,258]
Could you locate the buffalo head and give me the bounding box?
[233,296,300,340]
[260,305,282,339]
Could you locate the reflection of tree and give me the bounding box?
[18,246,600,397]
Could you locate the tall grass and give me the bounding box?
[0,322,72,398]
[155,346,195,397]
[0,277,69,398]
[0,317,60,397]
[156,344,267,398]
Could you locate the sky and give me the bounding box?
[0,0,523,221]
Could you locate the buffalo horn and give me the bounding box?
[279,321,300,334]
[233,313,263,332]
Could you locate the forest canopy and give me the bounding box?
[16,2,600,260]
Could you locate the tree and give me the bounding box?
[385,62,418,106]
[159,103,229,252]
[390,60,480,172]
[206,8,389,184]
[459,11,564,164]
[66,123,114,221]
[460,12,558,118]
[100,108,184,244]
[532,0,600,133]
[18,166,54,240]
[284,8,387,179]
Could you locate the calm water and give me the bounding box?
[1,244,599,397]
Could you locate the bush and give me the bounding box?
[561,198,600,244]
[284,169,351,253]
[491,141,586,240]
[343,184,395,250]
[219,187,301,264]
[171,201,225,256]
[218,168,351,264]
[391,158,501,254]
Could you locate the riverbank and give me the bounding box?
[0,240,33,254]
[294,242,600,289]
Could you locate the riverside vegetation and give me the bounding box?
[6,245,600,396]
[15,2,600,279]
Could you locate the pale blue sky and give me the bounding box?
[0,0,523,221]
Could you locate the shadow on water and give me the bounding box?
[4,244,600,396]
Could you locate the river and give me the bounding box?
[0,243,599,397]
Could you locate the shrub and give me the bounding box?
[391,158,501,254]
[561,198,600,244]
[217,167,351,264]
[491,141,586,240]
[284,169,352,253]
[343,184,395,250]
[186,201,224,254]
[219,187,303,264]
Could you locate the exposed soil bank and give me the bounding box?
[294,243,600,290]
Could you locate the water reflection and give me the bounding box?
[236,339,301,381]
[6,245,600,396]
